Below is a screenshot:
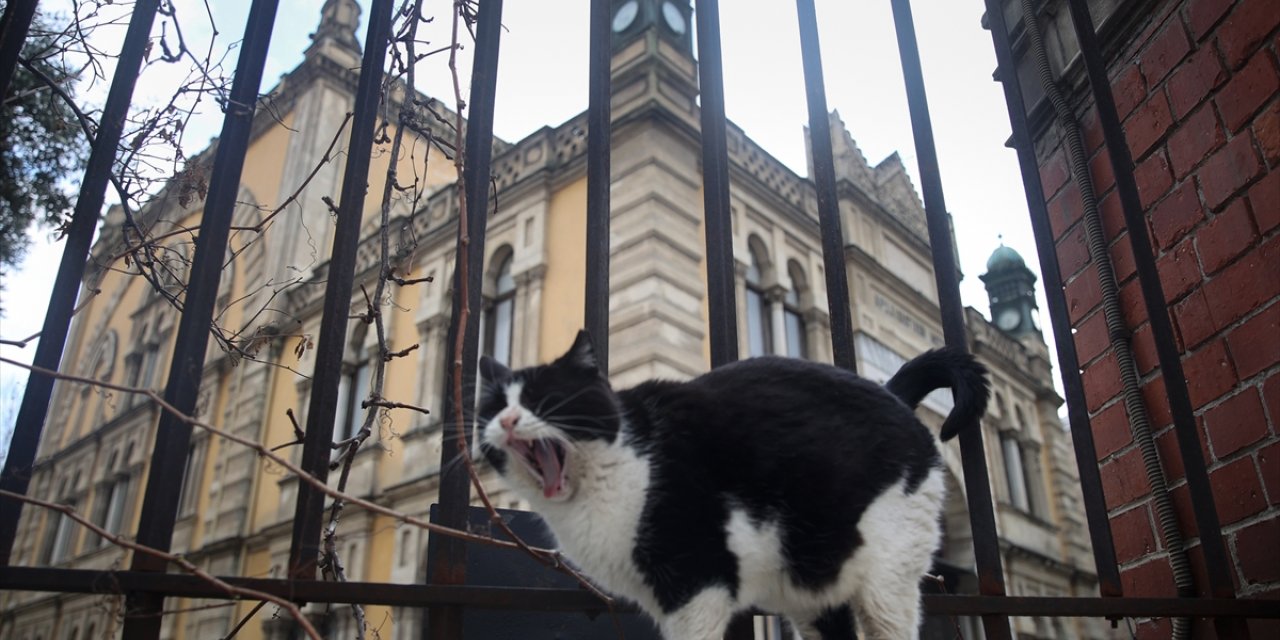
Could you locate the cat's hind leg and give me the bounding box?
[852,587,921,640]
[656,586,734,640]
[789,605,856,640]
[849,471,944,639]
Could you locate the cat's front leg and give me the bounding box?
[655,587,735,640]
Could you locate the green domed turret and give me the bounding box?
[986,244,1026,272]
[980,241,1041,337]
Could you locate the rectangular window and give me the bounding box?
[1021,444,1049,518]
[1001,434,1030,511]
[49,504,77,563]
[784,308,806,358]
[488,297,514,365]
[139,343,160,389]
[336,355,372,442]
[102,477,129,537]
[177,442,204,517]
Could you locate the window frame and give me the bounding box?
[783,261,809,359]
[744,247,772,357]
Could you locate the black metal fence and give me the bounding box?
[0,0,1274,638]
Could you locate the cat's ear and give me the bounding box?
[479,355,512,384]
[560,330,599,374]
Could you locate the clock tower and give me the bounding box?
[605,0,699,129]
[980,242,1042,338]
[598,0,707,382]
[610,0,693,53]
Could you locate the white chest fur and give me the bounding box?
[524,438,660,614]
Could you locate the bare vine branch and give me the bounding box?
[0,489,322,640]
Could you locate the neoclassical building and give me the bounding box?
[2,1,1110,638]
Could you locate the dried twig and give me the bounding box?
[0,357,543,552]
[0,489,322,640]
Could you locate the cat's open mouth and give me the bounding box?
[507,437,568,499]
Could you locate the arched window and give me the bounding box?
[784,262,808,359]
[483,250,516,366]
[745,246,771,357]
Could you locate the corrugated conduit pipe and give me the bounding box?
[1019,1,1193,637]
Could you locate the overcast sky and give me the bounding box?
[1,0,1059,453]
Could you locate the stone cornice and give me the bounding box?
[965,306,1059,402]
[29,402,158,472]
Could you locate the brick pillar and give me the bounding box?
[1032,0,1278,636]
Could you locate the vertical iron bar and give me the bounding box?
[287,0,396,580]
[0,0,161,567]
[886,1,1011,638]
[983,0,1122,598]
[695,2,746,635]
[119,1,282,636]
[693,0,738,369]
[0,0,38,100]
[426,1,504,638]
[1064,2,1244,634]
[795,0,856,373]
[584,0,612,373]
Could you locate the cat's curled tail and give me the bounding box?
[885,348,991,441]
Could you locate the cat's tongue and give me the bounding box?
[533,440,564,498]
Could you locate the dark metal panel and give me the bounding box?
[286,0,395,581]
[584,0,613,372]
[1062,3,1245,636]
[0,0,162,567]
[982,0,1122,598]
[795,0,857,374]
[119,1,283,636]
[426,1,505,638]
[424,506,659,639]
[886,2,1010,639]
[693,0,739,369]
[0,0,38,100]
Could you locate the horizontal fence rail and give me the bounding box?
[2,568,1279,619]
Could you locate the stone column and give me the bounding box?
[416,315,449,422]
[515,265,546,367]
[734,259,749,358]
[804,308,832,364]
[766,285,787,356]
[267,82,353,289]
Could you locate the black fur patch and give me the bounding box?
[812,604,857,639]
[621,357,942,604]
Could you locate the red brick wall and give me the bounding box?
[1037,0,1278,636]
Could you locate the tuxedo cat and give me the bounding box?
[477,331,988,640]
